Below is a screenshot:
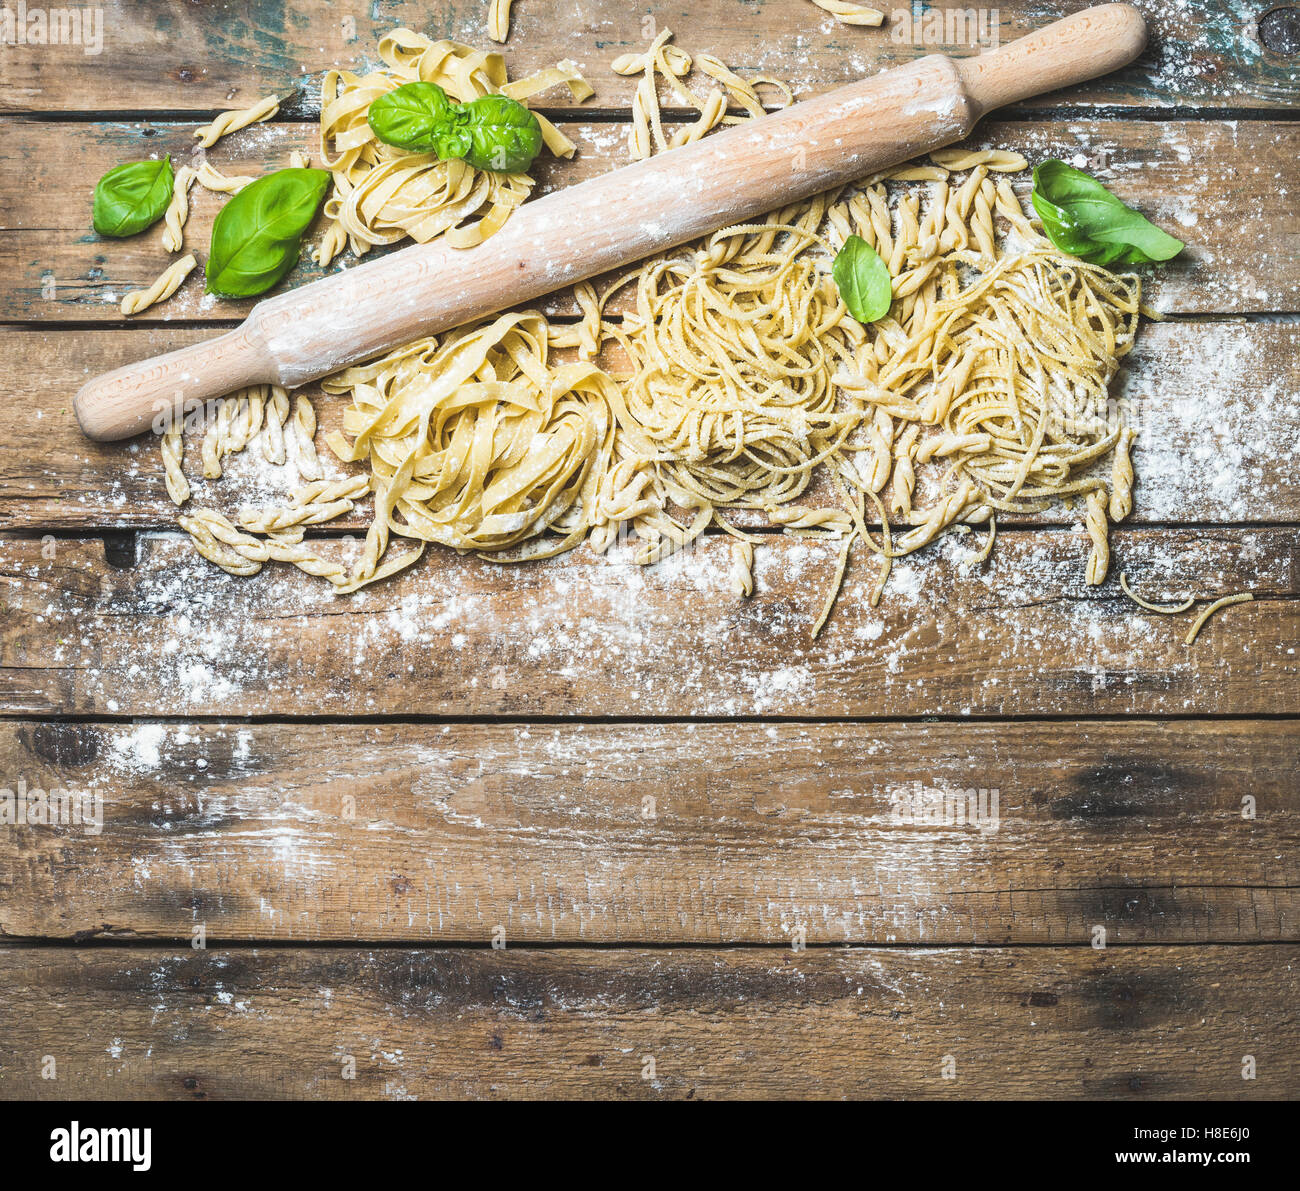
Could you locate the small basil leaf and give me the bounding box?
[206,167,331,298]
[832,234,892,324]
[458,94,543,173]
[367,81,456,153]
[92,157,175,237]
[430,108,474,162]
[1031,159,1184,266]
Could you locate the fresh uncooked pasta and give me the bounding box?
[1084,488,1110,586]
[163,119,1152,636]
[487,0,513,43]
[120,253,196,316]
[1109,426,1136,521]
[161,423,189,505]
[193,93,280,148]
[317,29,592,262]
[731,540,755,596]
[1184,593,1254,645]
[808,0,886,26]
[616,30,793,161]
[929,148,1029,173]
[161,164,196,252]
[195,160,254,194]
[1119,572,1194,614]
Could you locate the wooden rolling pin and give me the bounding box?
[75,3,1146,441]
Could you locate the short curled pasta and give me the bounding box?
[196,160,254,194]
[808,0,886,26]
[161,164,196,253]
[929,148,1030,173]
[193,93,281,149]
[487,0,513,43]
[120,253,197,316]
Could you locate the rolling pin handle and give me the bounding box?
[73,322,274,442]
[954,4,1147,116]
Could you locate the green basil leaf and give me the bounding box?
[92,157,174,237]
[206,167,331,298]
[832,234,892,324]
[367,81,457,153]
[1031,159,1184,266]
[457,94,543,173]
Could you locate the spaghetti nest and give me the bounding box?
[316,28,591,261]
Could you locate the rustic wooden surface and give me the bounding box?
[0,0,1298,1100]
[1,945,1295,1099]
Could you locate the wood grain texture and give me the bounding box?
[0,944,1294,1099]
[1,719,1294,945]
[1,528,1295,719]
[3,118,1294,322]
[2,320,1296,530]
[0,0,1294,114]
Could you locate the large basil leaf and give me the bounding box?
[92,157,175,237]
[457,94,543,173]
[832,234,892,324]
[367,81,457,153]
[206,167,331,298]
[1031,160,1184,266]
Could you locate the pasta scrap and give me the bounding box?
[194,93,281,149]
[808,0,886,26]
[120,253,197,316]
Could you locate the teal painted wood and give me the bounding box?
[0,1,1295,113]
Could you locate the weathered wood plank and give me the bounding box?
[1,719,1294,944]
[0,1,1295,114]
[1,527,1294,718]
[3,118,1293,320]
[0,945,1294,1098]
[1,320,1294,530]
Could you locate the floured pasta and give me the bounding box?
[121,253,197,315]
[487,0,514,43]
[317,28,592,263]
[162,101,1149,632]
[615,30,793,161]
[194,93,281,148]
[808,0,886,26]
[195,160,254,194]
[161,164,196,252]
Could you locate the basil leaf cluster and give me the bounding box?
[832,234,893,324]
[365,81,457,154]
[206,167,331,298]
[1031,159,1184,266]
[367,81,543,174]
[92,157,175,237]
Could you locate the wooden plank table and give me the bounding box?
[1,0,1298,1100]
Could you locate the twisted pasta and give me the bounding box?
[808,0,886,26]
[618,30,792,162]
[487,0,513,43]
[161,164,196,253]
[194,93,280,148]
[195,160,254,194]
[120,253,196,315]
[731,540,755,597]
